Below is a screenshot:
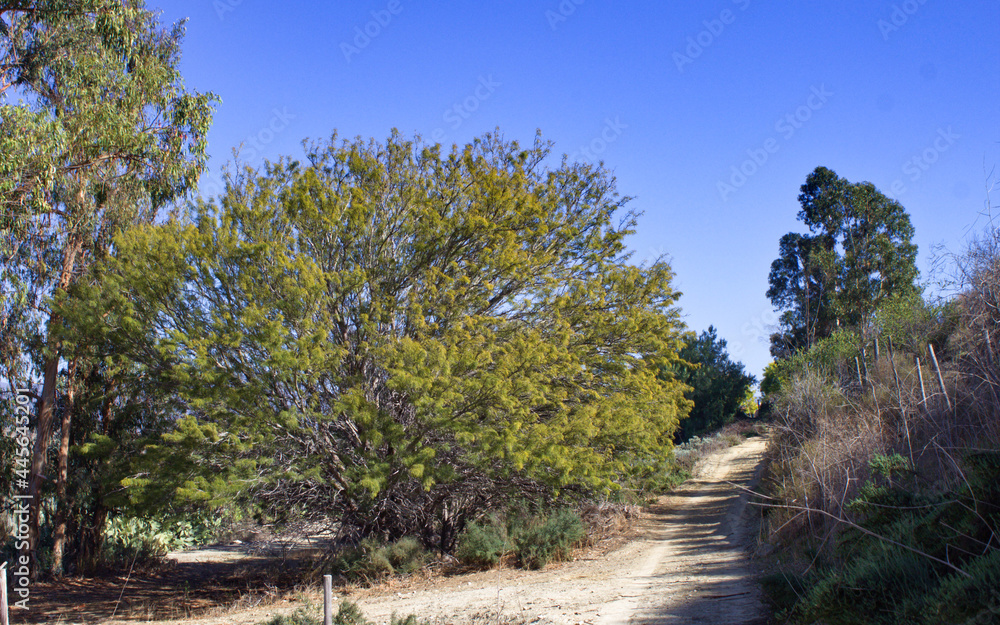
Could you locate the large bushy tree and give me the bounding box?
[1,0,215,575]
[768,167,919,357]
[81,131,692,549]
[673,326,756,441]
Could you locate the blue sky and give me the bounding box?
[153,0,1000,380]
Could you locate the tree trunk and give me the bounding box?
[26,235,82,579]
[79,503,108,576]
[50,358,78,577]
[74,376,118,575]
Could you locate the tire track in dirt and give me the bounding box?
[354,436,769,625]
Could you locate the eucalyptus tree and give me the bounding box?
[1,0,215,575]
[768,167,919,356]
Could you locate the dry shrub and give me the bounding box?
[765,371,862,538]
[578,501,638,544]
[941,220,1000,445]
[760,335,1000,546]
[759,224,1000,622]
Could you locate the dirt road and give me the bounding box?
[353,435,769,625]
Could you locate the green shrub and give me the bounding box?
[101,516,173,569]
[869,452,910,481]
[332,537,426,581]
[333,601,370,625]
[456,519,509,568]
[925,549,1000,624]
[796,329,861,376]
[625,453,689,496]
[99,513,231,570]
[793,546,939,624]
[513,509,585,570]
[384,536,426,574]
[766,452,1000,624]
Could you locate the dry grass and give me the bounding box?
[578,501,639,545]
[759,281,1000,556]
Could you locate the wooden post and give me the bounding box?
[928,343,952,412]
[887,339,913,466]
[871,383,882,431]
[861,347,872,386]
[985,328,994,366]
[1,562,9,625]
[855,356,864,388]
[324,574,333,625]
[916,357,927,405]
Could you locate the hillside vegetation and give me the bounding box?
[758,169,1000,623]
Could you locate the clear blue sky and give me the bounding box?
[153,0,1000,381]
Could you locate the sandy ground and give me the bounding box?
[83,435,768,625]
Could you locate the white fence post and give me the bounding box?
[324,574,333,625]
[1,562,9,625]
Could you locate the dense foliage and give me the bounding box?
[1,1,759,587]
[767,166,919,357]
[759,172,1000,624]
[766,452,1000,624]
[75,131,692,549]
[672,326,756,442]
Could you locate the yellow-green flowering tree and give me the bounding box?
[93,131,690,548]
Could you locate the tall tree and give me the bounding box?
[0,0,215,576]
[84,131,692,549]
[673,326,756,441]
[768,167,918,356]
[766,232,838,356]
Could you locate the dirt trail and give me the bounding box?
[353,436,769,625]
